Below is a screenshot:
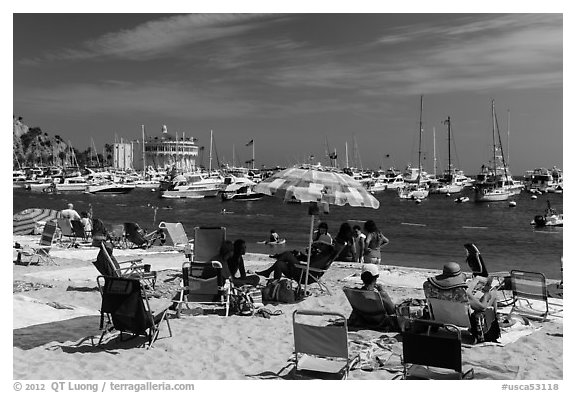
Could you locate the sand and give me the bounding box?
[12,234,563,382]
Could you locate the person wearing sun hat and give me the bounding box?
[429,262,468,290]
[354,263,397,320]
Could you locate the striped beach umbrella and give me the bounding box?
[13,208,61,235]
[255,165,380,292]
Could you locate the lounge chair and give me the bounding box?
[15,221,58,265]
[57,218,79,247]
[93,242,157,289]
[71,219,87,241]
[192,226,226,262]
[509,270,549,321]
[124,222,151,249]
[96,275,172,349]
[290,242,345,295]
[108,224,126,249]
[400,319,474,380]
[158,221,190,247]
[175,260,231,317]
[343,287,396,330]
[423,281,498,343]
[292,310,359,379]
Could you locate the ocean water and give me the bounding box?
[13,187,563,279]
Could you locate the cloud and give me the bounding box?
[20,14,279,64]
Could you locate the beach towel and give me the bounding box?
[347,333,403,374]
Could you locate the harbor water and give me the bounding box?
[13,187,563,279]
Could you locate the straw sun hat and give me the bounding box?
[429,262,467,289]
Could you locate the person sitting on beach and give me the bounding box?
[348,263,398,331]
[80,211,92,234]
[200,240,234,279]
[334,222,355,262]
[61,203,81,221]
[352,224,366,263]
[227,239,260,286]
[269,229,280,243]
[363,220,389,265]
[424,262,500,342]
[256,241,344,281]
[313,221,333,245]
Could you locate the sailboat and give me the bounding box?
[398,96,429,200]
[429,116,465,194]
[474,100,512,203]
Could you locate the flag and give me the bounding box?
[245,139,254,147]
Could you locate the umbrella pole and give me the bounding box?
[304,214,315,293]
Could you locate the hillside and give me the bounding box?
[13,116,69,167]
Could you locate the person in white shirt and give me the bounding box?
[61,203,81,221]
[352,224,366,263]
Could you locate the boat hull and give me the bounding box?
[87,185,136,194]
[161,189,220,199]
[474,188,510,202]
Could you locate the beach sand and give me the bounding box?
[12,235,563,381]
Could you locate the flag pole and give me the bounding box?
[304,213,315,293]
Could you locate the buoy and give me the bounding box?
[509,201,517,207]
[446,193,451,197]
[415,198,422,204]
[151,189,156,192]
[531,195,538,200]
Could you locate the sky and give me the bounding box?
[12,10,563,175]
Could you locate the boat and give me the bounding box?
[524,167,563,193]
[398,96,429,200]
[54,175,89,192]
[160,173,222,199]
[429,117,465,195]
[474,100,513,203]
[25,177,55,192]
[221,175,265,201]
[531,201,563,227]
[13,170,27,188]
[86,181,136,194]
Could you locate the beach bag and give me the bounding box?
[262,279,297,303]
[470,310,501,343]
[230,287,256,316]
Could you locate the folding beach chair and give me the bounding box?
[423,281,498,343]
[57,218,79,247]
[96,275,172,349]
[175,260,231,317]
[343,287,396,330]
[509,270,549,321]
[291,242,345,295]
[292,310,359,379]
[93,242,157,289]
[158,221,190,247]
[400,319,474,380]
[192,226,227,262]
[71,219,87,241]
[15,221,58,265]
[124,222,151,249]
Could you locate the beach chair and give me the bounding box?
[15,221,57,265]
[400,319,474,380]
[96,275,172,349]
[291,242,345,295]
[292,310,359,379]
[124,222,151,249]
[192,226,227,262]
[343,287,396,329]
[71,219,87,241]
[423,281,498,343]
[158,221,190,247]
[57,218,79,247]
[464,243,512,306]
[93,242,157,289]
[509,270,549,321]
[175,260,231,317]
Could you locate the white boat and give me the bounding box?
[474,100,513,203]
[525,167,563,193]
[531,201,563,227]
[160,173,222,199]
[25,178,55,192]
[13,170,27,188]
[86,181,136,194]
[221,175,265,201]
[398,96,429,200]
[54,175,88,192]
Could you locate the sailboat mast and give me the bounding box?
[507,109,511,167]
[446,116,452,181]
[432,126,437,178]
[141,125,146,176]
[491,100,497,175]
[345,142,349,168]
[417,95,423,186]
[209,129,213,173]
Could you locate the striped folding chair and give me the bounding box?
[509,270,549,321]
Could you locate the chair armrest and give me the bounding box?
[293,264,326,273]
[116,258,144,265]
